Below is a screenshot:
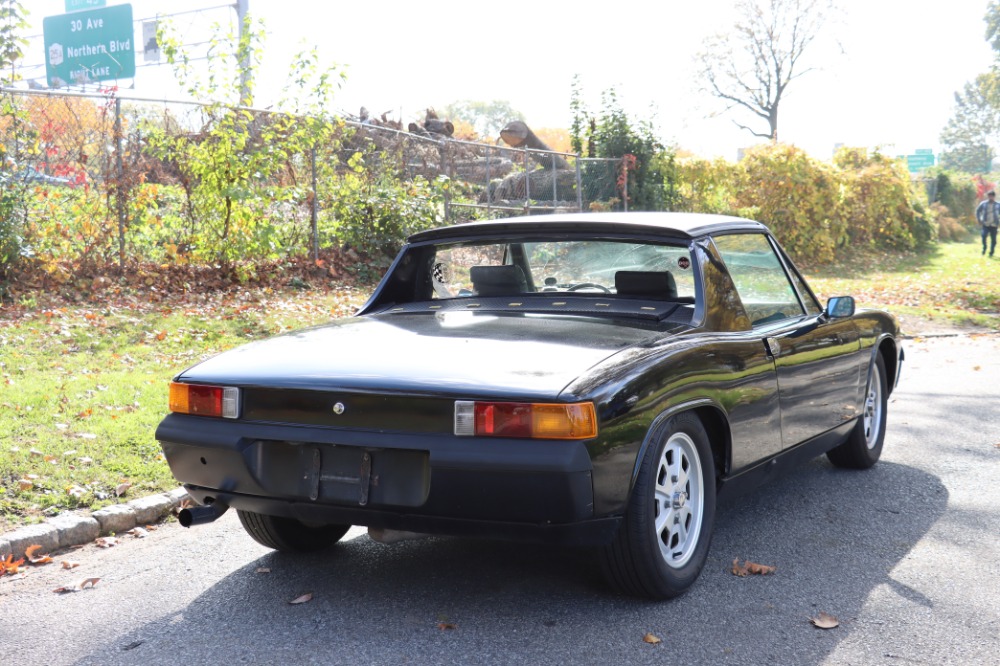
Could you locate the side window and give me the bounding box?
[785,263,822,315]
[713,234,805,326]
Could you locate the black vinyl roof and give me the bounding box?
[407,212,769,243]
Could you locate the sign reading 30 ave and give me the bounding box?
[43,4,135,87]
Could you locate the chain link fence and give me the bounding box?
[0,88,625,270]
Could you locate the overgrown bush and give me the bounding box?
[675,157,741,214]
[322,154,446,258]
[836,147,938,250]
[736,143,846,263]
[929,168,979,228]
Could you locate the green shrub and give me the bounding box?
[736,143,846,263]
[322,158,446,258]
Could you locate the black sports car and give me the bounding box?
[156,212,903,599]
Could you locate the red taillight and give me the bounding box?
[455,401,597,440]
[169,382,239,419]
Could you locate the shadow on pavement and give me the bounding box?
[76,459,945,666]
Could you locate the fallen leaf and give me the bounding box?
[731,558,777,577]
[25,545,54,564]
[810,612,839,629]
[973,365,982,371]
[642,633,662,644]
[95,536,118,548]
[18,479,33,491]
[53,577,101,593]
[62,561,81,569]
[115,482,132,497]
[255,567,271,574]
[437,622,458,630]
[289,593,313,605]
[2,554,25,575]
[128,527,148,538]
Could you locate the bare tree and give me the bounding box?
[697,0,836,141]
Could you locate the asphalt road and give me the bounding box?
[2,335,999,666]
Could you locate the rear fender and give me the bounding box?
[626,400,732,501]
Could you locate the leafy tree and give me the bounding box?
[588,87,677,211]
[696,0,836,140]
[149,16,343,266]
[442,100,523,140]
[939,4,1000,174]
[0,0,29,279]
[939,74,998,173]
[569,74,586,155]
[0,0,26,85]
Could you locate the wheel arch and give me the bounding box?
[627,400,732,500]
[874,334,902,396]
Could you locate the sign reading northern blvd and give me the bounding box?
[43,4,135,88]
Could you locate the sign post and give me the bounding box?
[43,4,135,88]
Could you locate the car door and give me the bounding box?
[713,233,863,449]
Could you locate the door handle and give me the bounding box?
[764,337,781,358]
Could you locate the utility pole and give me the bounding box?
[236,0,250,106]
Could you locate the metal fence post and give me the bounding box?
[114,97,126,272]
[575,155,583,212]
[486,146,492,218]
[523,147,530,216]
[310,146,318,262]
[551,152,557,209]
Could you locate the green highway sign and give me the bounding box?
[65,0,107,11]
[43,4,135,88]
[905,153,935,172]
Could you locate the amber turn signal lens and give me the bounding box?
[454,401,597,440]
[169,382,239,419]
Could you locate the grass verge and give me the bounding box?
[805,238,1000,332]
[0,281,367,531]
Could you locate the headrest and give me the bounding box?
[470,265,527,296]
[614,271,677,299]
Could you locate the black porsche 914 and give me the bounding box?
[156,212,903,599]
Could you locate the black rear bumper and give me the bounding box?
[157,413,619,546]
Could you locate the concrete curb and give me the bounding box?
[0,487,191,561]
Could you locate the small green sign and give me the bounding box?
[65,0,107,12]
[43,4,135,88]
[905,154,935,172]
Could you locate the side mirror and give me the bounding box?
[825,296,855,318]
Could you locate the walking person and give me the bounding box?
[977,190,1000,257]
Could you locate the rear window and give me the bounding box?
[430,239,695,300]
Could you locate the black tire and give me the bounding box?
[600,411,716,599]
[827,354,888,469]
[237,510,350,552]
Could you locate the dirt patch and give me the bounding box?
[895,312,998,338]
